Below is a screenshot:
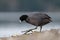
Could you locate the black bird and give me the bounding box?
[19,12,52,34]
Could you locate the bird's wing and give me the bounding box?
[28,12,51,23]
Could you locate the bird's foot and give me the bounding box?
[22,29,33,35]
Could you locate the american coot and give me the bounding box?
[19,12,52,34]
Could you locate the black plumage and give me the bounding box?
[19,12,52,34]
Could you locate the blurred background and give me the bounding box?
[0,0,60,11]
[0,0,60,37]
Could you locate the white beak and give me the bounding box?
[19,20,22,23]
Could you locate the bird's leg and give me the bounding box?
[40,26,42,32]
[24,26,37,34]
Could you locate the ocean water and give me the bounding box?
[0,12,60,37]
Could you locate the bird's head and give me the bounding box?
[19,15,28,23]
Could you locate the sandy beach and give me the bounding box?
[0,29,60,40]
